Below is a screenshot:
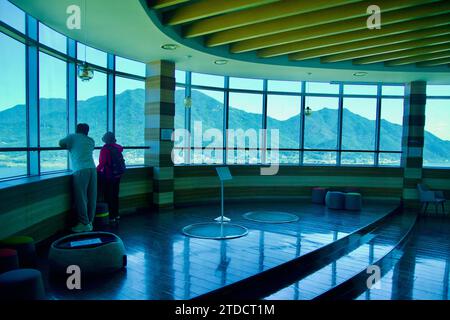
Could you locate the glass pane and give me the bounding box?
[176,70,186,84]
[303,151,337,165]
[0,152,27,179]
[123,149,144,166]
[77,43,107,67]
[267,95,301,149]
[229,77,263,91]
[191,72,224,88]
[380,98,403,151]
[344,85,377,95]
[379,153,401,166]
[115,56,145,77]
[304,97,339,149]
[427,85,450,97]
[228,92,263,164]
[342,97,377,150]
[40,151,68,173]
[306,82,339,94]
[190,89,224,164]
[341,152,374,165]
[190,89,224,141]
[77,71,107,146]
[115,77,145,147]
[382,85,404,96]
[0,0,25,33]
[39,52,67,147]
[266,150,299,164]
[0,33,26,147]
[424,99,450,167]
[39,23,66,53]
[175,86,185,130]
[267,80,301,93]
[93,149,100,166]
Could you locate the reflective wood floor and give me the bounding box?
[356,216,450,300]
[37,200,397,300]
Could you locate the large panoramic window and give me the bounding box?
[115,76,145,165]
[228,92,263,164]
[115,56,145,77]
[0,32,27,179]
[77,71,107,146]
[424,98,450,168]
[39,52,68,172]
[77,43,107,68]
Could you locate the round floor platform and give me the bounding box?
[182,222,248,240]
[243,211,299,223]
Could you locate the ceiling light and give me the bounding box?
[214,59,228,65]
[161,44,178,50]
[78,62,94,82]
[353,72,368,77]
[305,107,313,116]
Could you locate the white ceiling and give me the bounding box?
[10,0,450,84]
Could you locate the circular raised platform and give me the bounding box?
[182,222,248,240]
[243,211,299,223]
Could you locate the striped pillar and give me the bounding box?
[145,60,175,209]
[401,81,426,209]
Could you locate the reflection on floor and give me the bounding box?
[37,200,397,300]
[356,216,450,300]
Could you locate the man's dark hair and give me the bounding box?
[76,123,90,135]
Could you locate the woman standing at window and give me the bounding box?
[97,132,126,224]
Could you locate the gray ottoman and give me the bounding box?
[0,269,45,300]
[325,191,346,210]
[312,187,328,204]
[345,193,362,211]
[48,232,126,275]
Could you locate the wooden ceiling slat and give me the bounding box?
[183,0,361,38]
[416,57,450,66]
[320,30,450,63]
[231,1,450,54]
[385,51,450,66]
[205,0,435,47]
[165,0,278,26]
[261,12,450,59]
[352,43,450,64]
[151,0,190,10]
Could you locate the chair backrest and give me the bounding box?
[417,184,429,193]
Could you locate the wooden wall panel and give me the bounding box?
[0,167,153,243]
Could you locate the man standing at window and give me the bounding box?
[59,123,97,233]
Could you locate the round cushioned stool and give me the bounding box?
[0,249,19,274]
[49,232,126,275]
[94,202,110,227]
[0,269,45,300]
[0,236,36,268]
[345,193,362,211]
[325,191,346,210]
[312,187,328,204]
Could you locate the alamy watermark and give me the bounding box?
[366,265,381,289]
[172,123,280,176]
[367,5,381,29]
[66,265,81,290]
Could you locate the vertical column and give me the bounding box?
[145,60,175,210]
[401,81,426,209]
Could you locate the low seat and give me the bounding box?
[0,249,19,274]
[0,269,46,300]
[325,191,346,210]
[0,236,36,268]
[49,231,126,275]
[345,193,362,211]
[312,187,328,204]
[94,202,110,227]
[417,184,446,214]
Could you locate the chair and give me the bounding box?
[417,184,446,214]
